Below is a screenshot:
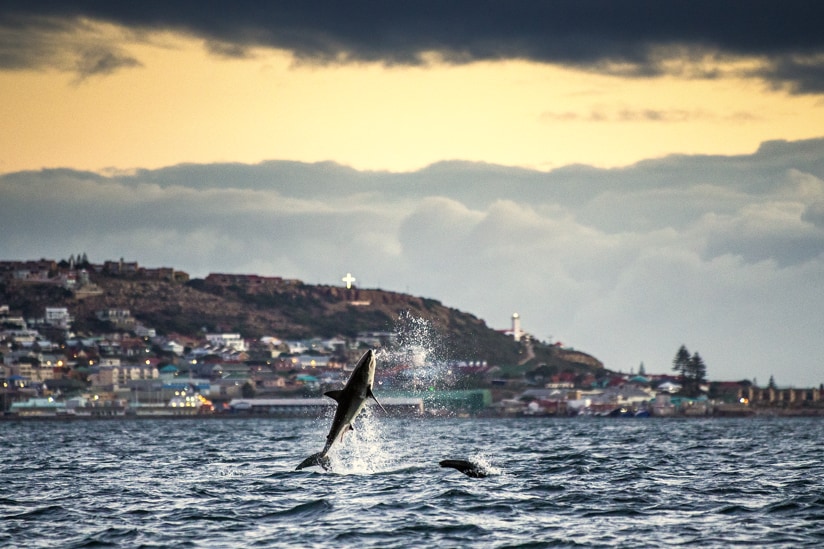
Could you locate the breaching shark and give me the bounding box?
[295,349,386,471]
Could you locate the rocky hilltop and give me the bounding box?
[1,264,602,372]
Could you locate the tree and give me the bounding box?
[768,375,777,390]
[638,362,646,376]
[672,345,690,384]
[241,381,256,398]
[686,352,707,396]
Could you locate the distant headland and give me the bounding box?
[2,256,822,418]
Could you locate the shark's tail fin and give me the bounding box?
[295,452,332,471]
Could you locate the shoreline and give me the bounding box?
[4,408,824,422]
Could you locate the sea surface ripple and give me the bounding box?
[2,416,823,548]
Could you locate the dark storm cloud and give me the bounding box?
[2,1,824,92]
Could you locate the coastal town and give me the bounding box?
[2,257,823,419]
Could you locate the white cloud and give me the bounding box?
[3,139,824,386]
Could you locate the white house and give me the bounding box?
[206,333,247,352]
[161,340,185,355]
[134,324,156,338]
[45,307,72,329]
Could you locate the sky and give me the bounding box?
[2,1,824,387]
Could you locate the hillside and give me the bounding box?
[1,269,602,372]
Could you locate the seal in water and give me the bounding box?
[439,459,490,478]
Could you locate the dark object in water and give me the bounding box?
[439,459,489,478]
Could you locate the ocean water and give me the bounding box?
[2,415,823,548]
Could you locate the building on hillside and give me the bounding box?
[0,260,57,282]
[322,337,347,352]
[96,308,135,330]
[205,333,247,352]
[355,331,397,348]
[12,361,56,383]
[256,373,287,390]
[161,340,185,356]
[120,337,153,358]
[211,363,251,378]
[253,337,287,358]
[204,273,301,292]
[0,305,26,329]
[89,364,159,389]
[134,324,156,338]
[284,340,310,354]
[102,259,139,275]
[291,355,336,369]
[44,307,72,329]
[0,328,39,345]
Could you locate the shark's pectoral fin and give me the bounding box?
[324,390,343,403]
[339,424,354,442]
[367,387,388,414]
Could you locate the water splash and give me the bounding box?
[327,406,393,475]
[377,311,453,393]
[467,452,502,477]
[323,311,459,473]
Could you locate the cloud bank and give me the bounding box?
[2,1,824,92]
[2,138,824,386]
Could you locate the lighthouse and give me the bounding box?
[511,313,522,342]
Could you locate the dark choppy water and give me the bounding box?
[2,415,823,548]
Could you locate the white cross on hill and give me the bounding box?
[342,272,356,289]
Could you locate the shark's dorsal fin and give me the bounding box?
[324,390,343,403]
[367,387,388,414]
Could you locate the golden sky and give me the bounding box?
[3,28,824,175]
[3,5,824,386]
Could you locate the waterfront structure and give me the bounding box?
[228,396,423,416]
